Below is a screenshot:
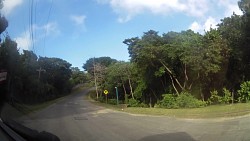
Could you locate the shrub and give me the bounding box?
[176,92,206,108]
[159,92,206,109]
[154,102,160,108]
[89,90,97,99]
[222,88,231,104]
[98,96,105,103]
[159,94,177,109]
[108,99,117,105]
[128,98,140,107]
[208,90,223,105]
[237,81,250,103]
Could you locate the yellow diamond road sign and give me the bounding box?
[104,90,109,95]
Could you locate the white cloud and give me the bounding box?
[189,17,218,33]
[14,22,60,51]
[42,22,60,36]
[188,0,242,34]
[204,17,218,31]
[218,0,243,16]
[189,21,202,33]
[224,4,242,16]
[15,31,32,51]
[2,0,23,15]
[70,15,86,25]
[98,0,209,23]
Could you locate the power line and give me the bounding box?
[29,0,35,53]
[42,0,54,57]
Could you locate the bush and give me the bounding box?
[139,103,149,108]
[159,94,177,109]
[176,92,206,108]
[89,90,97,99]
[237,81,250,103]
[108,99,117,105]
[222,88,231,104]
[98,96,105,103]
[128,98,140,107]
[159,92,206,109]
[208,90,223,105]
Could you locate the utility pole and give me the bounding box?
[93,57,99,100]
[36,67,46,79]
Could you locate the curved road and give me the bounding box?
[20,89,250,141]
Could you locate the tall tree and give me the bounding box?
[70,67,87,86]
[83,57,117,74]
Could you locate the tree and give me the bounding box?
[217,11,250,93]
[238,0,250,15]
[38,57,72,96]
[105,62,136,101]
[93,63,107,99]
[83,57,117,99]
[70,67,87,86]
[123,29,229,104]
[0,37,21,102]
[83,57,117,74]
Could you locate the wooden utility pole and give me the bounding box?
[93,58,99,100]
[37,67,46,79]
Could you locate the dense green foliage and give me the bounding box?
[128,99,140,107]
[237,81,250,102]
[158,93,206,109]
[0,37,85,104]
[86,0,250,108]
[0,37,75,104]
[158,94,177,109]
[0,2,87,105]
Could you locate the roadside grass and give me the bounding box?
[123,103,250,118]
[14,86,88,115]
[88,91,250,118]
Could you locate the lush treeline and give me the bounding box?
[84,0,250,108]
[0,37,87,104]
[0,37,74,104]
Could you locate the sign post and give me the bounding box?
[115,87,119,105]
[104,90,109,104]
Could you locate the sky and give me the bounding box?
[1,0,242,70]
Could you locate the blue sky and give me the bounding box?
[1,0,242,70]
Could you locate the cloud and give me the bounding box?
[70,15,86,25]
[218,0,243,16]
[189,21,202,33]
[204,17,218,31]
[15,31,32,51]
[41,22,60,36]
[189,0,242,34]
[97,0,209,23]
[14,22,60,51]
[189,17,218,33]
[2,0,23,15]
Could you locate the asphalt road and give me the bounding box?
[18,89,250,141]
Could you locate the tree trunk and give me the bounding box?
[128,78,134,99]
[159,60,184,92]
[149,94,152,108]
[183,64,189,89]
[122,83,127,97]
[200,86,204,101]
[150,88,158,102]
[170,75,179,95]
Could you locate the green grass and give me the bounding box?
[123,103,250,118]
[88,91,250,119]
[14,86,88,115]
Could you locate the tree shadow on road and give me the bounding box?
[137,132,196,141]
